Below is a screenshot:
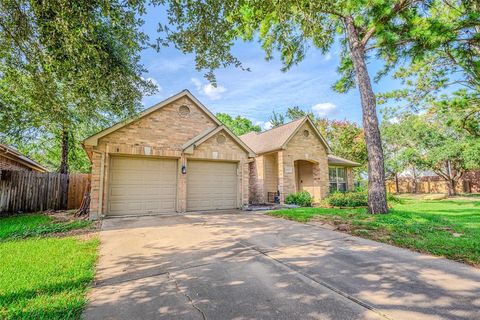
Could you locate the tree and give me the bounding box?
[378,0,479,135]
[155,0,447,213]
[269,110,286,128]
[0,0,155,173]
[285,106,314,121]
[381,111,480,196]
[317,118,367,166]
[216,113,261,136]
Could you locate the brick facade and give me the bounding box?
[248,121,356,204]
[84,93,252,219]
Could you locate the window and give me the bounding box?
[329,167,347,192]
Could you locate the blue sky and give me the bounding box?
[139,6,403,130]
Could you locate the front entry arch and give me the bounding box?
[294,160,315,196]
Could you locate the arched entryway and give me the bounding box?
[294,160,316,196]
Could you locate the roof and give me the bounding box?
[83,89,222,146]
[328,155,361,167]
[182,126,255,157]
[239,117,330,154]
[0,143,48,172]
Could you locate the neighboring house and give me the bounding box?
[239,117,360,204]
[83,90,360,219]
[0,143,48,172]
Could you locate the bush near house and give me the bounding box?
[285,191,313,207]
[324,191,401,208]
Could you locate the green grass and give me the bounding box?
[268,197,480,266]
[0,214,98,319]
[0,214,91,240]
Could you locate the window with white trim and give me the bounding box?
[329,167,347,192]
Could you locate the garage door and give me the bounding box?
[187,161,237,211]
[108,157,177,216]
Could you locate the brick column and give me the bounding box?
[278,151,286,203]
[177,155,187,212]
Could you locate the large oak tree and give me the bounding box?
[154,0,447,213]
[0,0,156,173]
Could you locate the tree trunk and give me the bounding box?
[395,173,399,194]
[447,179,456,196]
[412,166,417,194]
[345,17,388,214]
[60,128,69,174]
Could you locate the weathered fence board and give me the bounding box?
[0,170,91,214]
[67,174,91,209]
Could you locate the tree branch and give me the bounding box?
[361,0,417,47]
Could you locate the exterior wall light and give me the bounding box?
[182,165,187,174]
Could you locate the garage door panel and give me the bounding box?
[187,161,237,211]
[108,157,177,216]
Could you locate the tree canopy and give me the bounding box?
[216,113,261,136]
[156,0,467,213]
[0,0,156,172]
[381,107,480,195]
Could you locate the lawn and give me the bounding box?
[268,197,480,266]
[0,214,99,319]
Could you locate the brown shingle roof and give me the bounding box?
[239,117,306,154]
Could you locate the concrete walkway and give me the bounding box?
[84,211,480,320]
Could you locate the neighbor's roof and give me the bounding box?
[83,89,222,146]
[239,116,330,154]
[0,143,48,172]
[328,155,361,167]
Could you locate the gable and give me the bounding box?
[83,90,221,147]
[285,121,329,153]
[191,129,252,159]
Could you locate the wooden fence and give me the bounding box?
[386,177,470,194]
[0,170,90,214]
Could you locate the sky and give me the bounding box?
[139,6,404,130]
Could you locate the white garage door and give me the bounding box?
[187,161,238,211]
[108,157,177,216]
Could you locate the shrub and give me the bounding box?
[285,191,313,207]
[325,191,368,207]
[324,191,402,207]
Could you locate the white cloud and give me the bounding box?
[190,77,226,100]
[203,83,226,100]
[323,53,332,61]
[311,102,337,117]
[191,77,202,91]
[255,121,273,131]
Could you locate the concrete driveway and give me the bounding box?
[84,211,480,320]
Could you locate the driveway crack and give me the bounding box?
[239,242,393,320]
[167,271,207,320]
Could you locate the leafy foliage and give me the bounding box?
[216,113,261,136]
[381,109,480,195]
[324,191,368,207]
[0,0,156,172]
[285,191,313,207]
[269,110,286,128]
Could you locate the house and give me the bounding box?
[83,90,360,219]
[239,117,359,204]
[0,143,48,172]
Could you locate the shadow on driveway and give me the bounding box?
[84,212,480,320]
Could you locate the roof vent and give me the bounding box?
[179,105,191,117]
[303,130,310,137]
[216,134,226,144]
